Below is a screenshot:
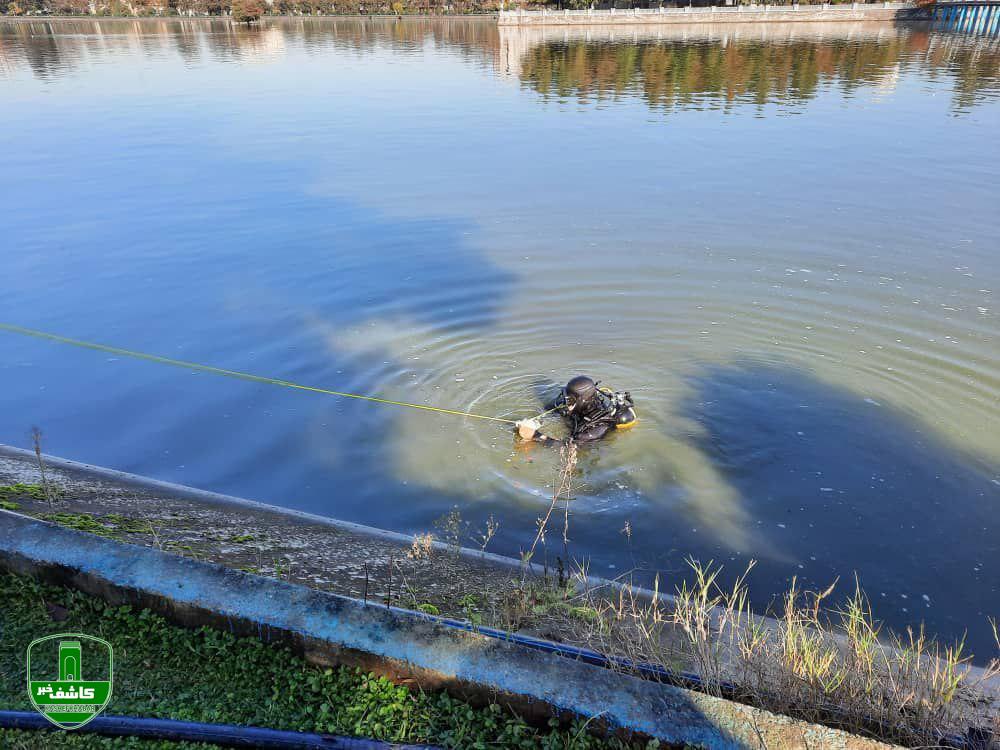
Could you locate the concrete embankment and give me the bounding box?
[2,446,996,747]
[0,443,698,669]
[498,2,930,26]
[0,445,909,748]
[0,445,604,631]
[0,508,900,749]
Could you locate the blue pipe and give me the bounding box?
[0,711,439,749]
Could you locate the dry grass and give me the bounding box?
[30,426,56,509]
[562,558,999,746]
[412,439,998,745]
[521,441,577,571]
[407,532,435,560]
[476,513,500,554]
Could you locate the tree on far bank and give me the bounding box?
[230,0,262,22]
[52,0,90,12]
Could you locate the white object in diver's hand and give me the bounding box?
[515,418,542,440]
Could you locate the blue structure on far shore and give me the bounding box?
[933,0,1000,35]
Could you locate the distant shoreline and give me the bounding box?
[0,5,928,22]
[3,12,501,19]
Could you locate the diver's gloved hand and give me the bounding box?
[515,418,541,440]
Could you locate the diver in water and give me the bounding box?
[515,375,636,445]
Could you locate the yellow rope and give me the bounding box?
[0,323,519,425]
[534,404,562,419]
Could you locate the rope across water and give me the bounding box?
[0,323,523,425]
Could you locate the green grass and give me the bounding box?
[0,729,217,749]
[38,512,151,539]
[0,483,48,503]
[0,573,659,750]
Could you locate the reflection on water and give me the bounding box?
[4,17,999,110]
[502,23,1000,112]
[0,17,501,78]
[1,18,998,656]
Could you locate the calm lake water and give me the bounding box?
[1,17,998,655]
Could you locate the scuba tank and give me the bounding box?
[597,386,637,429]
[562,382,636,431]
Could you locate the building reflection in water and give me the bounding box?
[2,17,998,112]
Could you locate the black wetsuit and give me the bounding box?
[534,389,636,445]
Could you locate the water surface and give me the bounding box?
[1,17,998,654]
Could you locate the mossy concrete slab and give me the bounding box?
[0,510,899,749]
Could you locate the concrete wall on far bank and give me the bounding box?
[498,3,930,26]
